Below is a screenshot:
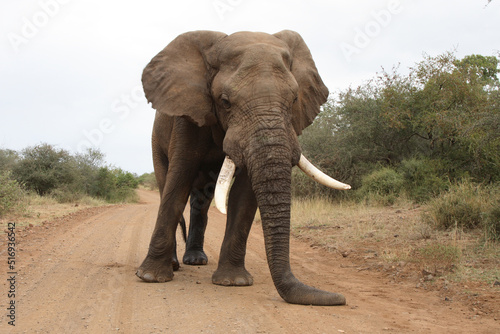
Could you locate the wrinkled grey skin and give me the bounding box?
[136,30,346,306]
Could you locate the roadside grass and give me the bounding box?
[290,196,500,286]
[1,192,109,228]
[454,241,500,285]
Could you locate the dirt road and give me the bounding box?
[1,189,498,333]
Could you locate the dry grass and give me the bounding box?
[0,193,107,228]
[290,197,500,286]
[291,197,423,252]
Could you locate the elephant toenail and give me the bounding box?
[143,273,154,282]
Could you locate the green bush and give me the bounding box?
[293,52,500,201]
[292,168,322,198]
[0,149,19,171]
[398,158,449,203]
[0,171,25,216]
[138,172,158,190]
[91,167,116,200]
[424,181,500,242]
[90,167,139,203]
[425,180,485,230]
[357,167,404,205]
[12,144,77,196]
[116,170,139,189]
[112,187,139,203]
[50,187,85,203]
[485,200,500,242]
[1,144,140,205]
[112,169,139,203]
[72,148,105,196]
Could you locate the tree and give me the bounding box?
[91,167,139,203]
[296,52,500,199]
[73,148,105,195]
[393,52,499,180]
[0,149,19,172]
[92,167,116,200]
[0,171,24,216]
[116,169,139,189]
[12,143,77,195]
[137,172,158,190]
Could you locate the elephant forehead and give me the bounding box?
[218,32,289,62]
[226,31,285,46]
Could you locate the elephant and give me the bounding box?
[136,30,350,306]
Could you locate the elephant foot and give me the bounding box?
[212,266,254,286]
[172,253,181,271]
[183,249,208,265]
[136,255,178,283]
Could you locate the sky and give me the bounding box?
[1,0,499,175]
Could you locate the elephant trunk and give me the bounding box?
[244,129,346,306]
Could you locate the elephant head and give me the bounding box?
[142,30,348,305]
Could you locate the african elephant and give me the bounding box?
[136,30,350,306]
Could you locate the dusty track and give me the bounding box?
[1,189,498,333]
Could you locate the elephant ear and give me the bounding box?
[142,31,227,127]
[274,30,329,135]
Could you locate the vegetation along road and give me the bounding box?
[1,189,498,333]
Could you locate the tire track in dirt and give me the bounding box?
[20,208,137,332]
[112,204,148,333]
[62,208,136,331]
[2,189,498,333]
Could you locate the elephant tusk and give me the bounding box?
[214,156,236,214]
[298,155,351,190]
[215,155,349,214]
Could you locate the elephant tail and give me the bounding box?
[179,216,187,242]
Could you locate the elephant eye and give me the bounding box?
[221,98,231,109]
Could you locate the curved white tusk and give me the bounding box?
[214,156,236,214]
[298,155,351,190]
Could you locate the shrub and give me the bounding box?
[50,187,85,203]
[111,187,139,203]
[91,167,116,200]
[138,172,158,190]
[292,168,322,198]
[418,243,461,274]
[357,167,404,205]
[425,180,486,230]
[2,145,140,205]
[72,148,105,195]
[116,170,139,189]
[484,200,500,242]
[0,171,25,216]
[12,144,77,196]
[398,158,449,203]
[0,148,19,171]
[90,167,139,203]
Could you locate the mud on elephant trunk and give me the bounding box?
[245,145,346,306]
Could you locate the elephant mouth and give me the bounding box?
[214,155,350,214]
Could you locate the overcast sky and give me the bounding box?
[1,0,499,174]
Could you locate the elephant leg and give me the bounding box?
[212,169,257,286]
[149,134,185,271]
[136,165,197,283]
[183,178,213,265]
